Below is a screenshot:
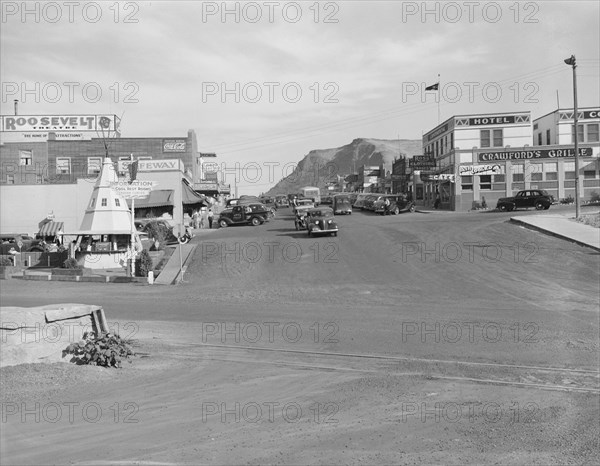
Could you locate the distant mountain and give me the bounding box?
[264,138,422,196]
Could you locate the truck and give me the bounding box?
[300,186,321,206]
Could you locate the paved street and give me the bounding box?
[2,207,598,464]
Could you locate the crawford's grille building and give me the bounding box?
[411,108,600,211]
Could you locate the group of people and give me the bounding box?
[191,208,214,229]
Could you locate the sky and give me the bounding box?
[1,0,599,195]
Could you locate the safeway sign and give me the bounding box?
[110,180,156,199]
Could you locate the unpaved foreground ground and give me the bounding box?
[2,210,599,464]
[1,321,598,465]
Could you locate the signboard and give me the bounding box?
[1,114,120,133]
[163,139,187,152]
[118,159,182,172]
[426,123,449,141]
[420,173,455,182]
[110,181,156,199]
[478,147,593,162]
[559,110,600,120]
[469,115,515,126]
[409,155,436,170]
[459,164,503,176]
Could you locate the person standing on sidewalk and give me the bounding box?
[208,209,214,229]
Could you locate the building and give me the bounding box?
[391,156,408,194]
[413,109,600,211]
[358,165,384,192]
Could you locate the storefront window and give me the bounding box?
[56,158,71,174]
[584,170,597,179]
[461,176,473,190]
[544,162,557,181]
[479,175,491,190]
[19,150,32,166]
[493,174,505,183]
[564,161,576,180]
[512,164,524,182]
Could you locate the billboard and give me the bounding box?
[1,114,121,133]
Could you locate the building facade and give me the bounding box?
[413,109,600,211]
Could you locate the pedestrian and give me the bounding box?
[383,196,391,215]
[434,192,441,209]
[481,196,488,209]
[192,210,199,229]
[199,211,205,229]
[208,209,214,229]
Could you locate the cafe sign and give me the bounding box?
[478,147,593,162]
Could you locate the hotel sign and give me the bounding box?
[478,147,593,162]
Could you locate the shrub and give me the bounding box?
[590,191,600,202]
[63,331,135,368]
[0,257,14,266]
[136,249,153,277]
[63,257,81,269]
[145,221,170,250]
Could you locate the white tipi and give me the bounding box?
[79,157,133,234]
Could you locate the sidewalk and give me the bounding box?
[510,212,600,251]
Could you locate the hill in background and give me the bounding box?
[264,138,422,196]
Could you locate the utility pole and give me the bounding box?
[564,54,581,218]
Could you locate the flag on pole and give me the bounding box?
[425,82,439,91]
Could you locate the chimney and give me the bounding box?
[14,100,18,115]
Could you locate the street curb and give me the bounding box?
[509,218,600,252]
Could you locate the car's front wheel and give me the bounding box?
[535,202,545,210]
[498,204,508,212]
[251,217,261,226]
[394,206,400,215]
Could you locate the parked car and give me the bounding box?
[135,220,180,245]
[218,204,270,227]
[320,196,333,205]
[0,234,45,254]
[363,194,383,211]
[306,207,339,237]
[497,190,555,211]
[352,193,370,210]
[332,195,352,215]
[373,194,416,215]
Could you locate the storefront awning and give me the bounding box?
[38,221,64,237]
[134,190,174,208]
[182,181,207,205]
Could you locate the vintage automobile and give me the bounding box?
[332,195,352,215]
[497,190,555,211]
[218,204,270,227]
[373,194,416,215]
[306,207,339,237]
[352,193,370,210]
[291,198,315,215]
[0,234,45,255]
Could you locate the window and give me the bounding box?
[36,174,43,184]
[87,157,102,175]
[461,175,473,190]
[479,175,492,190]
[6,174,15,184]
[531,171,543,181]
[584,170,596,179]
[537,133,542,145]
[544,162,557,181]
[572,124,584,143]
[56,157,71,174]
[450,132,454,150]
[480,130,491,148]
[115,199,121,207]
[101,198,107,206]
[493,129,503,147]
[19,150,32,166]
[588,124,599,142]
[493,174,505,182]
[546,129,551,145]
[90,198,96,208]
[512,164,524,182]
[564,161,576,180]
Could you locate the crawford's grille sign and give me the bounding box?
[163,139,186,152]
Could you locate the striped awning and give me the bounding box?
[38,221,64,237]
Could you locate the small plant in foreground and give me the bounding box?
[63,257,81,269]
[63,332,135,368]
